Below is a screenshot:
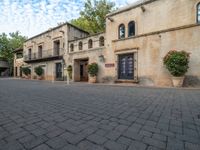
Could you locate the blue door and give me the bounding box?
[118,54,134,79]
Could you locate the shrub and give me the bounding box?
[34,66,44,76]
[88,63,98,77]
[163,50,190,77]
[67,65,72,79]
[22,67,31,76]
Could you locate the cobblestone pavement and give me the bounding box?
[0,79,200,150]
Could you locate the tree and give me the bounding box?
[0,31,27,75]
[71,0,115,33]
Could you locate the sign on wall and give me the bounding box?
[105,63,115,68]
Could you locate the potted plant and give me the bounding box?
[163,50,190,87]
[34,66,44,80]
[88,62,98,83]
[67,65,72,80]
[22,67,31,79]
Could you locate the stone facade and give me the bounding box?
[13,48,24,77]
[67,33,106,82]
[22,23,89,80]
[104,0,200,86]
[18,0,200,86]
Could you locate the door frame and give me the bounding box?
[118,53,134,80]
[55,62,63,81]
[115,49,138,82]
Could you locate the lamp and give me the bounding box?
[141,5,146,12]
[99,55,105,62]
[108,17,114,22]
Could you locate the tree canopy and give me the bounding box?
[0,31,27,74]
[71,0,115,33]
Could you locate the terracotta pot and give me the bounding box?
[25,74,31,79]
[37,76,43,80]
[172,76,185,87]
[89,76,97,83]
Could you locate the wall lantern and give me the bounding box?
[108,17,114,22]
[99,55,105,62]
[46,35,51,39]
[59,30,65,34]
[141,5,146,12]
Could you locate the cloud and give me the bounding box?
[0,0,140,38]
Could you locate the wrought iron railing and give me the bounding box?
[24,48,64,61]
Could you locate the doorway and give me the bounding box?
[118,53,134,80]
[55,63,63,80]
[74,59,89,82]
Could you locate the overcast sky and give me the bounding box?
[0,0,139,38]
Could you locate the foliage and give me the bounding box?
[0,31,27,75]
[22,67,31,76]
[71,0,115,33]
[163,50,190,77]
[34,66,44,76]
[67,65,72,79]
[88,63,98,77]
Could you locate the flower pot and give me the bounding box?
[172,76,185,87]
[25,74,31,79]
[37,76,43,80]
[89,76,97,83]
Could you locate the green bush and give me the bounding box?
[34,66,44,76]
[22,67,31,76]
[88,63,98,77]
[163,50,190,77]
[67,65,72,79]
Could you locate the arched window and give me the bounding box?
[99,36,105,47]
[119,24,125,39]
[128,21,135,37]
[88,39,93,49]
[197,3,200,23]
[78,41,83,50]
[70,44,74,52]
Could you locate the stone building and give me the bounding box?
[103,0,200,86]
[20,0,200,86]
[67,33,106,82]
[13,48,24,77]
[0,57,9,77]
[23,23,88,80]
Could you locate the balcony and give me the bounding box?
[24,48,64,63]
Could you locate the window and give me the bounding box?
[53,40,60,56]
[38,45,42,58]
[70,44,74,52]
[88,39,93,49]
[16,52,23,59]
[128,21,135,37]
[28,49,32,60]
[197,3,200,23]
[79,42,83,50]
[99,36,105,47]
[119,24,125,39]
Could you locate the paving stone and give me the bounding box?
[106,131,122,140]
[143,137,166,149]
[123,129,143,141]
[87,134,107,144]
[166,137,184,150]
[128,140,147,150]
[185,142,200,150]
[23,135,48,149]
[104,140,127,150]
[46,137,67,149]
[32,144,53,150]
[117,136,133,146]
